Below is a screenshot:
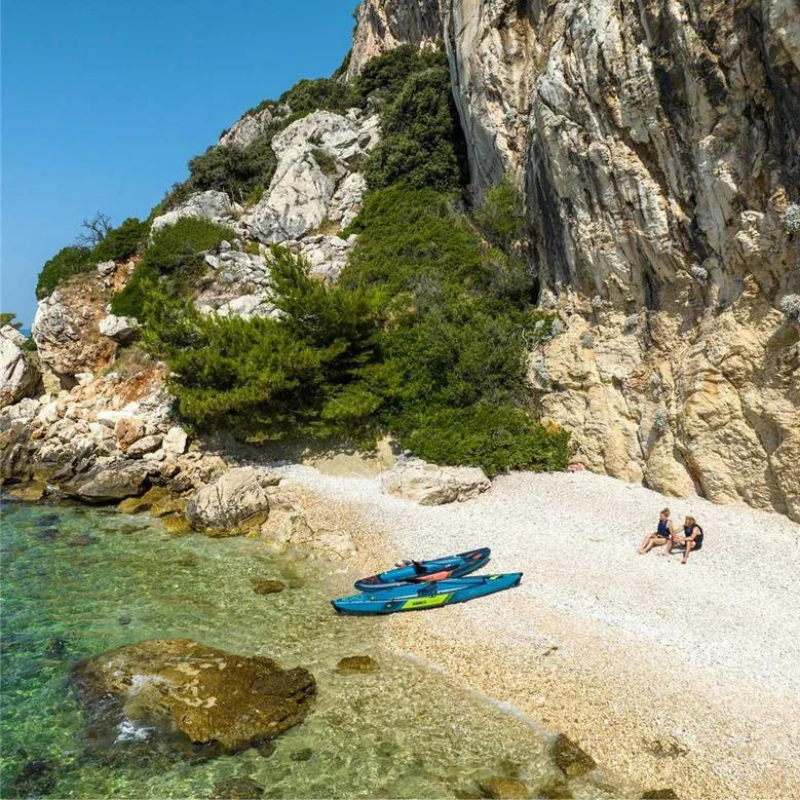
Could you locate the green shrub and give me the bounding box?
[146,248,388,440]
[36,246,93,299]
[475,179,525,252]
[0,312,23,330]
[279,77,358,115]
[109,263,158,318]
[344,187,482,295]
[110,218,233,319]
[390,404,570,477]
[92,217,149,262]
[185,133,278,205]
[354,44,444,105]
[365,57,468,193]
[143,217,233,273]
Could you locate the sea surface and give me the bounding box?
[0,499,623,799]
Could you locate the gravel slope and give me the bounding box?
[284,466,800,799]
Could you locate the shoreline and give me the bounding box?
[288,465,800,800]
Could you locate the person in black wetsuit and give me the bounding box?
[664,515,704,564]
[637,508,675,554]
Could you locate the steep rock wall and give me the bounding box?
[348,0,800,519]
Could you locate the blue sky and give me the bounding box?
[1,0,357,325]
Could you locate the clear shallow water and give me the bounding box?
[1,499,624,799]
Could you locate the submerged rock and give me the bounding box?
[70,638,315,757]
[10,758,56,798]
[211,777,264,800]
[641,791,679,800]
[478,776,529,799]
[380,458,491,505]
[337,655,379,674]
[162,515,191,536]
[251,578,285,596]
[551,734,596,778]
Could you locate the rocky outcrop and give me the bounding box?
[195,244,277,320]
[32,290,116,380]
[0,326,40,409]
[348,0,800,520]
[380,457,491,505]
[70,638,315,756]
[346,0,442,78]
[61,460,153,503]
[244,110,379,243]
[185,466,278,535]
[218,106,276,149]
[151,190,241,233]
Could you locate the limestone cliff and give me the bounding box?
[348,0,800,520]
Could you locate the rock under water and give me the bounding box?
[70,638,316,758]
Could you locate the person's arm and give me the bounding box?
[686,526,699,541]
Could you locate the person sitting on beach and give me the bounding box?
[637,508,675,554]
[664,515,704,564]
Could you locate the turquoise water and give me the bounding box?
[1,499,624,799]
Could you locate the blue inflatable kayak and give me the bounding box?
[354,547,490,591]
[332,572,523,615]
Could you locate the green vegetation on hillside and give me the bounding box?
[36,217,149,299]
[364,56,468,192]
[34,46,568,475]
[146,187,567,473]
[110,218,233,319]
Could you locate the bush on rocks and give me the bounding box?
[111,217,233,319]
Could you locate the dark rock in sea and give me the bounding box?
[33,527,59,542]
[118,614,133,627]
[290,748,313,762]
[70,638,315,758]
[551,734,596,777]
[10,758,56,798]
[251,578,286,596]
[176,554,199,568]
[252,738,276,758]
[67,534,100,547]
[478,775,529,799]
[211,777,264,799]
[337,655,379,673]
[641,790,679,799]
[119,523,146,535]
[45,637,69,659]
[536,779,574,799]
[35,513,60,528]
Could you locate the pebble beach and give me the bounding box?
[287,466,800,800]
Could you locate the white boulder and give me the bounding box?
[186,466,276,535]
[151,190,240,233]
[218,106,275,149]
[162,426,189,456]
[96,260,116,277]
[98,314,139,343]
[0,326,40,409]
[244,110,378,244]
[380,458,491,505]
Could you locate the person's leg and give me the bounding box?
[639,532,655,553]
[681,540,695,564]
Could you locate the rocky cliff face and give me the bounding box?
[348,0,800,519]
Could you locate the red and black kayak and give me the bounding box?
[354,547,491,591]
